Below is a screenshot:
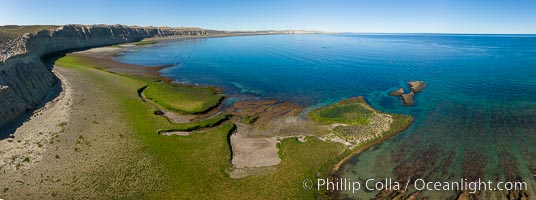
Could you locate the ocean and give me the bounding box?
[114,34,536,198]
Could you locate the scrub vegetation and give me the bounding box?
[0,25,57,42]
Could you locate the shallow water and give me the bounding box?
[115,34,536,197]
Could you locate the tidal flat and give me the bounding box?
[0,38,411,199]
[114,34,536,199]
[2,31,534,199]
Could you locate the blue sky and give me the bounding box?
[1,0,535,33]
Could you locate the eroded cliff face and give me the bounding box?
[0,24,212,128]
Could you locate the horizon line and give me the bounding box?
[2,23,536,35]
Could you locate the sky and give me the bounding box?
[1,0,535,34]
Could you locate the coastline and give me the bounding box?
[61,37,414,183]
[0,24,323,130]
[0,34,413,198]
[331,116,413,173]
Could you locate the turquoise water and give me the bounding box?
[115,34,536,197]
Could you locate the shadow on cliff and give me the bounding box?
[0,43,149,140]
[0,82,62,140]
[0,54,65,139]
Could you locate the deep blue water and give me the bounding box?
[115,34,536,198]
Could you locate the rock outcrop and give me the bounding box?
[401,92,415,106]
[389,88,405,96]
[0,24,213,128]
[409,80,426,92]
[390,81,425,106]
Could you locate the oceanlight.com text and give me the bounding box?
[303,178,528,194]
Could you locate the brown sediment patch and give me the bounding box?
[230,132,281,168]
[226,99,316,137]
[229,133,317,178]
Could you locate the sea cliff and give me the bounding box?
[0,24,212,128]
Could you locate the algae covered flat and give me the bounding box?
[308,97,373,125]
[142,81,223,114]
[308,96,412,144]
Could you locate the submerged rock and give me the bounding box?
[409,81,426,92]
[401,92,415,106]
[389,88,405,96]
[390,81,425,106]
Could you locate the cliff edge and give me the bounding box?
[0,24,213,129]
